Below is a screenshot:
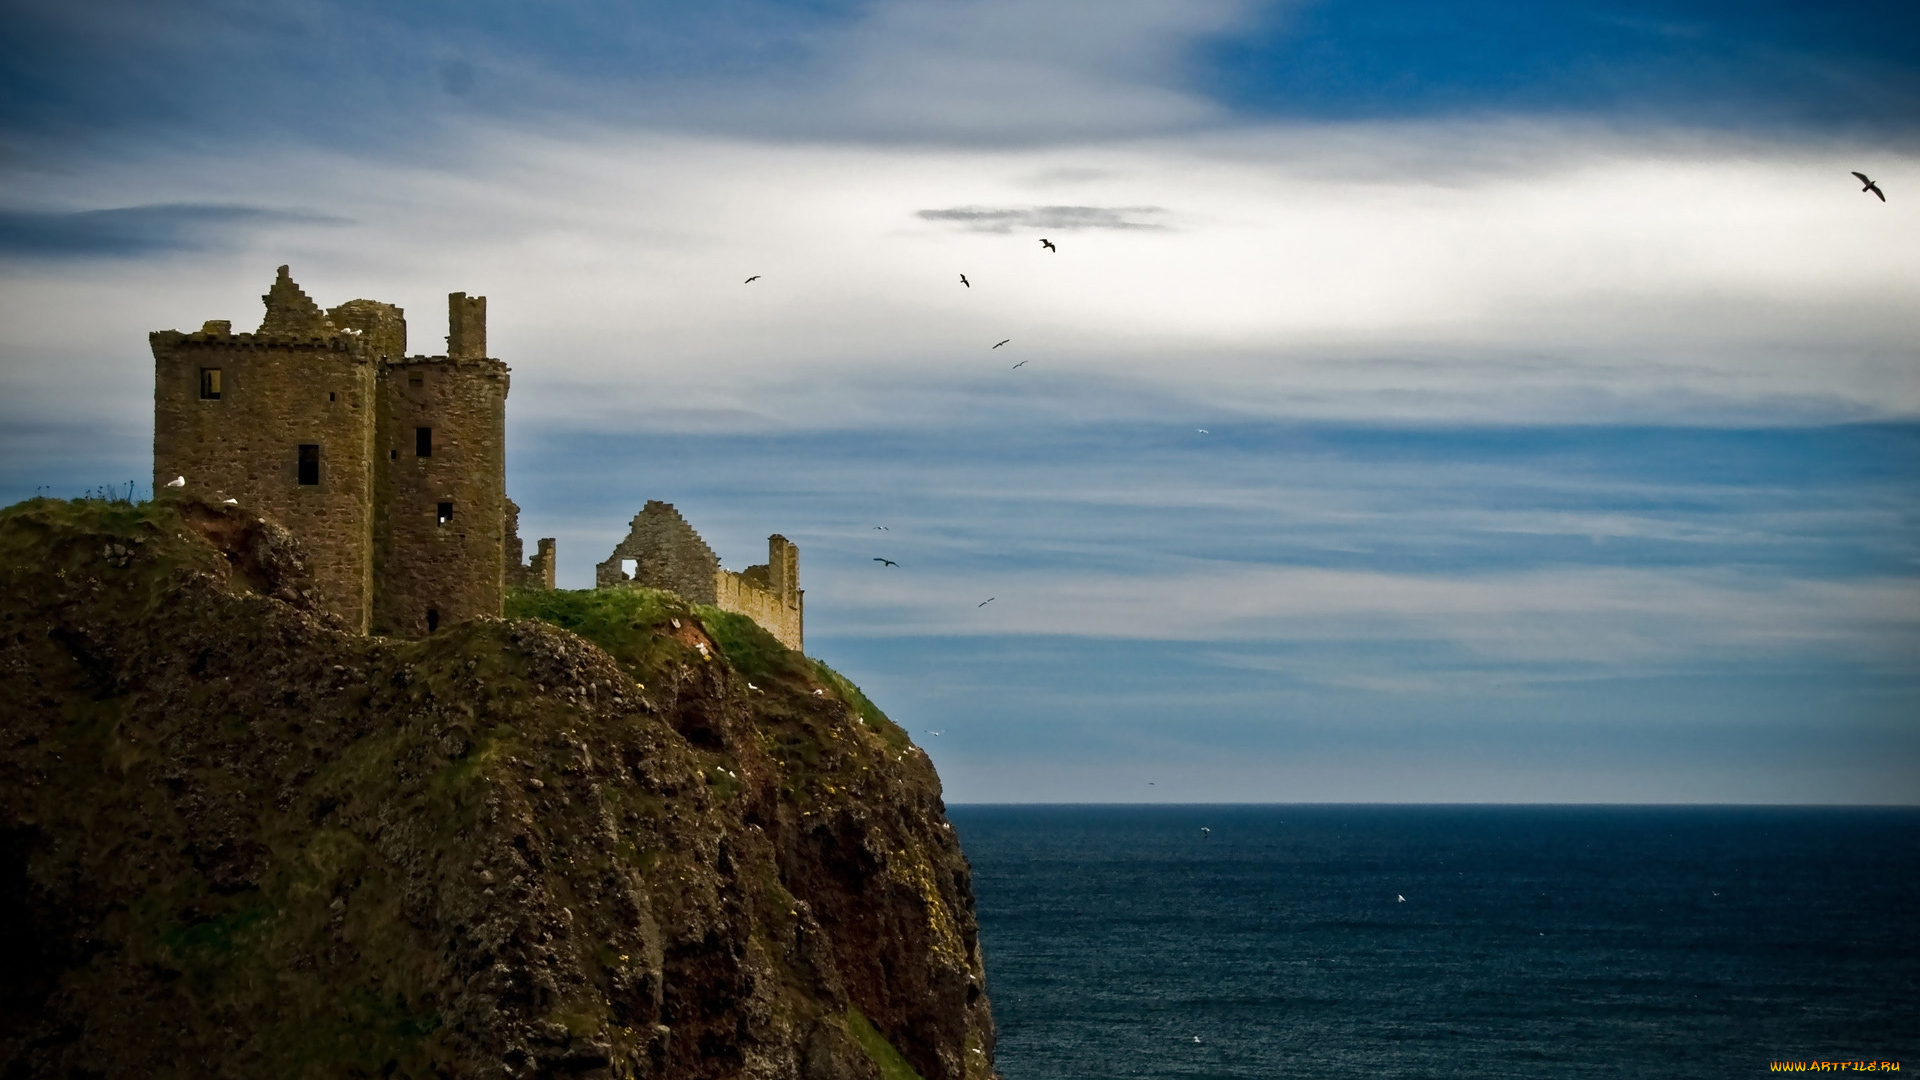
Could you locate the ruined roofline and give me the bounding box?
[148,328,370,353]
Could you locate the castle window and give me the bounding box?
[390,449,398,460]
[298,444,320,485]
[438,502,454,526]
[620,558,637,580]
[416,427,432,457]
[329,391,336,402]
[426,608,440,633]
[199,368,222,400]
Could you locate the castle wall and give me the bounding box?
[596,501,719,602]
[598,505,802,650]
[372,353,510,636]
[152,305,378,632]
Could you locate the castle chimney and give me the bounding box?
[767,534,798,604]
[447,292,487,359]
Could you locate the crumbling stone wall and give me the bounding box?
[151,266,519,637]
[599,505,803,650]
[596,501,719,602]
[715,535,803,651]
[504,498,557,590]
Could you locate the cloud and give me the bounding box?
[915,205,1167,232]
[0,203,346,257]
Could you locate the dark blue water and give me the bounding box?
[950,806,1919,1080]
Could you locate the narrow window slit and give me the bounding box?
[297,444,320,486]
[417,427,432,457]
[438,502,453,526]
[199,368,222,400]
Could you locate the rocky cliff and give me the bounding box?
[0,496,995,1080]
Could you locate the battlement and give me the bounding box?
[598,502,803,651]
[152,265,526,636]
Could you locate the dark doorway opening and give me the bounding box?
[426,608,440,633]
[416,427,432,457]
[297,444,320,485]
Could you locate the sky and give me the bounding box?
[0,0,1915,803]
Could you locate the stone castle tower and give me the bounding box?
[151,266,545,636]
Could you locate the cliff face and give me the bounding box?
[0,497,994,1080]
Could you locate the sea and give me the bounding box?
[948,805,1919,1080]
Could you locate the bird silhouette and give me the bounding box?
[992,339,1010,349]
[1201,827,1211,838]
[873,558,899,567]
[959,273,970,288]
[873,525,889,530]
[978,597,995,607]
[744,275,761,283]
[1853,171,1886,201]
[927,730,944,736]
[1196,428,1209,434]
[1039,238,1056,252]
[1010,359,1029,369]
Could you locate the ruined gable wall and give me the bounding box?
[596,501,718,603]
[371,352,510,636]
[151,325,378,633]
[503,498,556,590]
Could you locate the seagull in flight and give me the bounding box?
[1201,827,1211,838]
[1397,894,1407,902]
[873,557,899,567]
[959,273,971,288]
[1196,428,1209,434]
[1011,359,1029,369]
[927,730,944,736]
[992,339,1010,349]
[1853,171,1886,201]
[978,597,995,607]
[744,275,761,283]
[1039,238,1056,252]
[873,525,889,530]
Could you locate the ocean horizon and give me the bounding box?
[949,804,1919,1079]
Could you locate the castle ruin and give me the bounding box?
[152,266,554,636]
[597,501,803,651]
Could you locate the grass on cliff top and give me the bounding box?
[505,587,909,747]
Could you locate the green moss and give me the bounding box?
[811,661,910,750]
[505,586,689,677]
[693,605,813,685]
[846,1008,926,1080]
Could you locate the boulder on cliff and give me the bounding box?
[0,495,995,1080]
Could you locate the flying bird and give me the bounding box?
[1010,359,1029,369]
[927,730,944,736]
[1039,238,1056,252]
[1196,428,1209,434]
[873,525,889,530]
[165,475,185,488]
[959,273,970,288]
[744,275,761,283]
[1397,894,1407,902]
[978,597,995,607]
[1201,827,1211,838]
[992,339,1010,349]
[873,558,899,567]
[1853,171,1886,201]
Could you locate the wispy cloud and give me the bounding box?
[915,204,1167,232]
[0,203,346,257]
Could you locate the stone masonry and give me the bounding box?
[152,266,552,636]
[597,501,804,651]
